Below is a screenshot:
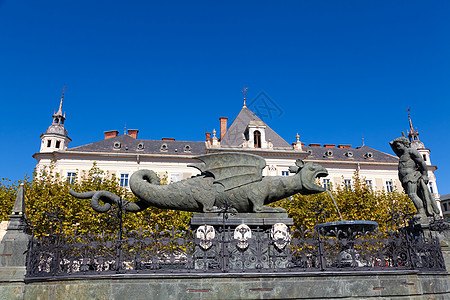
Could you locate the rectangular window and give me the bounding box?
[120,174,129,187]
[365,180,373,190]
[344,179,352,189]
[55,141,61,148]
[322,179,331,190]
[281,171,289,176]
[386,181,394,192]
[423,154,427,161]
[47,140,51,147]
[67,172,76,184]
[429,182,434,194]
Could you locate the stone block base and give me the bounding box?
[10,271,448,300]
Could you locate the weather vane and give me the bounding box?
[242,87,248,107]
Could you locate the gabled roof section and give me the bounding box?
[220,106,291,148]
[68,134,206,155]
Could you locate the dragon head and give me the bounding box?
[290,159,328,195]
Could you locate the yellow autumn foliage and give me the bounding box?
[0,165,413,236]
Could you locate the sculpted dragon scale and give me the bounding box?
[70,152,328,213]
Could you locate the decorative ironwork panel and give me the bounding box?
[26,209,447,277]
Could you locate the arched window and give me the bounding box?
[254,130,261,148]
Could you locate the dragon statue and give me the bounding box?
[70,152,328,214]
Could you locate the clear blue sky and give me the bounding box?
[1,1,449,193]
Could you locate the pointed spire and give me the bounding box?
[55,86,65,116]
[407,107,420,142]
[12,183,25,215]
[408,108,413,131]
[241,87,248,107]
[52,86,67,125]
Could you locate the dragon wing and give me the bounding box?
[190,152,266,191]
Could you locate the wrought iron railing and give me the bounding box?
[26,223,446,277]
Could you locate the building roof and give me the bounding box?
[440,194,450,201]
[220,106,291,148]
[68,134,206,156]
[303,145,398,164]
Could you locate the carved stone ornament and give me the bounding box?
[271,223,291,250]
[196,225,215,250]
[234,224,252,250]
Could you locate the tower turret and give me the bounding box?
[407,108,429,164]
[39,88,72,152]
[406,109,440,202]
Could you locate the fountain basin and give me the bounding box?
[315,220,378,237]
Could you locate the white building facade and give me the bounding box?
[33,95,441,208]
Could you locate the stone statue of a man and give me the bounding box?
[390,134,440,219]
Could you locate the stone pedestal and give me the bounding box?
[190,212,293,228]
[190,212,293,270]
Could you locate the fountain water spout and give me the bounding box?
[327,190,344,222]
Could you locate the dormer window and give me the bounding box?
[254,130,261,148]
[365,152,373,159]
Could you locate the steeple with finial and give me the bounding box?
[407,108,420,143]
[406,108,425,150]
[405,108,432,167]
[242,87,248,107]
[39,87,72,153]
[52,87,66,125]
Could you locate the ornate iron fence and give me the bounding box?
[26,220,446,277]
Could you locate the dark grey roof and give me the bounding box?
[45,124,68,136]
[440,194,450,201]
[220,106,291,148]
[68,134,206,155]
[303,145,398,163]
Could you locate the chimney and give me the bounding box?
[127,129,139,139]
[323,144,336,148]
[104,130,119,140]
[309,143,321,147]
[219,117,228,140]
[162,138,175,141]
[205,132,211,141]
[337,144,352,149]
